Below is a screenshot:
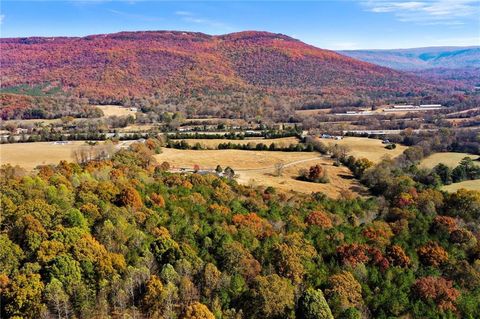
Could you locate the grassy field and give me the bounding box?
[2,118,62,126]
[321,137,407,163]
[0,141,86,170]
[181,137,299,148]
[155,148,366,197]
[442,180,480,192]
[96,105,137,118]
[0,140,134,170]
[120,124,157,132]
[420,152,479,169]
[295,109,331,116]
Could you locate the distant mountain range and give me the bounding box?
[1,31,443,110]
[340,47,480,87]
[340,46,480,70]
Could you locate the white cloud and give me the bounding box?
[362,0,480,25]
[175,11,193,16]
[108,9,162,22]
[175,10,233,31]
[0,14,4,25]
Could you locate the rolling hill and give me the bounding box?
[1,31,446,116]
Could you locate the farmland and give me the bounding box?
[320,136,407,163]
[180,136,299,148]
[442,180,480,192]
[0,140,132,170]
[0,141,86,170]
[155,148,366,197]
[97,105,137,118]
[420,152,479,169]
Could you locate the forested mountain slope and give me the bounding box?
[1,31,441,107]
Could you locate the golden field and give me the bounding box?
[0,140,133,170]
[97,105,137,118]
[181,137,299,148]
[0,141,86,170]
[442,180,480,192]
[321,137,407,163]
[155,148,366,197]
[420,152,479,169]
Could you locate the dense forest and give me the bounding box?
[1,138,479,319]
[0,92,102,120]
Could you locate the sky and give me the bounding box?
[1,0,479,50]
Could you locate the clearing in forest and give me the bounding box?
[420,152,479,169]
[320,136,407,163]
[0,140,133,170]
[0,141,86,170]
[155,148,367,197]
[97,105,137,118]
[442,180,480,192]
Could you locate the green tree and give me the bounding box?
[297,288,334,319]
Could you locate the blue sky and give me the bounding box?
[1,1,479,49]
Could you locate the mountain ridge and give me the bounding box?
[1,30,446,111]
[340,46,480,70]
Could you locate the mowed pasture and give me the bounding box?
[0,141,85,170]
[320,137,407,163]
[420,152,479,169]
[0,140,134,170]
[96,105,137,118]
[155,148,367,197]
[181,137,299,149]
[442,180,480,192]
[2,118,61,126]
[295,109,331,116]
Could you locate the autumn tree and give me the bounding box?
[250,274,295,319]
[417,242,449,267]
[4,272,45,318]
[273,232,317,284]
[386,245,411,268]
[305,211,333,229]
[143,275,165,317]
[182,302,215,319]
[413,276,460,312]
[326,271,362,310]
[118,186,143,210]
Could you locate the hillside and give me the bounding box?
[1,31,441,111]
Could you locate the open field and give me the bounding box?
[442,180,480,192]
[320,137,407,163]
[181,137,299,148]
[120,124,157,132]
[185,117,248,125]
[0,140,134,170]
[295,109,331,116]
[420,152,479,169]
[97,105,137,118]
[2,118,62,126]
[155,148,366,197]
[0,141,86,170]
